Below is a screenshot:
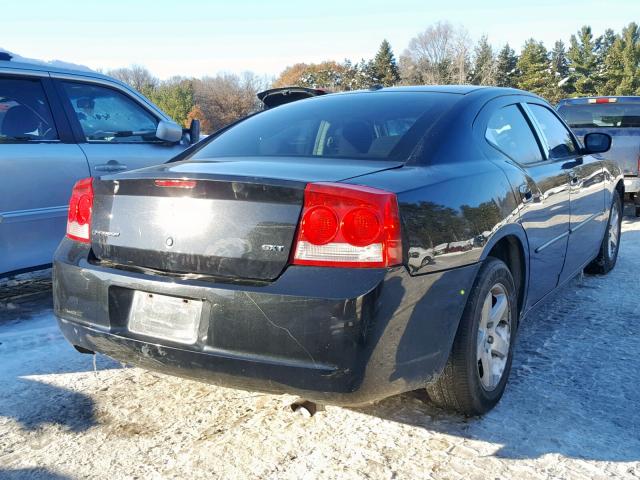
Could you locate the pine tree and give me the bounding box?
[567,26,599,96]
[618,22,640,95]
[599,35,624,95]
[517,39,556,101]
[371,40,400,86]
[469,35,496,85]
[550,40,571,98]
[495,44,518,87]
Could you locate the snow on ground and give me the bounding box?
[1,215,640,479]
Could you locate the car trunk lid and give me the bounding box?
[90,157,401,281]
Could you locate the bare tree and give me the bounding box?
[106,64,158,94]
[193,72,267,132]
[400,21,472,85]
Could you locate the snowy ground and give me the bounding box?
[1,213,639,480]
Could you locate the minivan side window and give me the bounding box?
[0,78,58,143]
[61,82,159,143]
[527,104,577,160]
[485,104,543,165]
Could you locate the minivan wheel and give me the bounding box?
[585,190,622,274]
[426,257,517,416]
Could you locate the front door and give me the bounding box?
[56,80,185,176]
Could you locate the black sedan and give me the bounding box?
[53,86,623,415]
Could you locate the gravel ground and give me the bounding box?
[1,215,639,480]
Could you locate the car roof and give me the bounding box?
[375,85,528,96]
[0,58,130,87]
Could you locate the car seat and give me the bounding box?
[1,105,41,138]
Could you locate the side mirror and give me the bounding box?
[188,119,200,145]
[582,132,612,154]
[155,120,183,143]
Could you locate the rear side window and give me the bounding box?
[485,104,543,165]
[61,82,159,143]
[558,103,640,128]
[528,104,577,159]
[193,92,459,162]
[0,77,58,143]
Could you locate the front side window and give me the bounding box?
[0,77,58,143]
[485,104,543,165]
[62,82,158,143]
[193,92,459,162]
[528,104,577,160]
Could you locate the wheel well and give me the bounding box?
[487,236,526,316]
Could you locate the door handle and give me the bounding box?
[95,160,128,173]
[570,175,581,186]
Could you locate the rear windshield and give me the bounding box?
[193,92,458,162]
[558,103,640,128]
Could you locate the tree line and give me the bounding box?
[107,21,640,132]
[106,65,268,133]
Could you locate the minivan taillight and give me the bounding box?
[292,183,402,268]
[66,177,94,243]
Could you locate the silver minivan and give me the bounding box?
[0,54,198,277]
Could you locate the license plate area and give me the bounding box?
[128,291,202,345]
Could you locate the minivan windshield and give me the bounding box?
[558,103,640,128]
[193,92,458,162]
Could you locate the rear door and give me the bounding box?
[526,103,606,282]
[54,79,185,175]
[0,73,89,275]
[484,102,571,307]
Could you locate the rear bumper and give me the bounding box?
[624,176,640,194]
[53,239,479,405]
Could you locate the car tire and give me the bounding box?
[585,190,622,275]
[426,257,518,416]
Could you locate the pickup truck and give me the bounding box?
[558,96,640,216]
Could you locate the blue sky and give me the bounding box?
[2,0,637,79]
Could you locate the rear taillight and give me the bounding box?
[66,177,94,243]
[292,183,402,268]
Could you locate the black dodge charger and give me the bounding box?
[54,86,623,415]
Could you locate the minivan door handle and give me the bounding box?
[95,160,128,173]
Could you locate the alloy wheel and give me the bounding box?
[476,283,511,391]
[608,201,620,259]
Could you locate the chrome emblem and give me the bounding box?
[92,230,120,238]
[261,244,285,252]
[166,237,174,247]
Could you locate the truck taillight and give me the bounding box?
[66,178,94,243]
[292,183,402,268]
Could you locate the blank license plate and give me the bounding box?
[128,291,202,345]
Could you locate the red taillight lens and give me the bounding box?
[292,183,402,268]
[66,177,94,243]
[302,206,339,245]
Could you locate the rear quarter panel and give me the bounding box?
[345,153,521,276]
